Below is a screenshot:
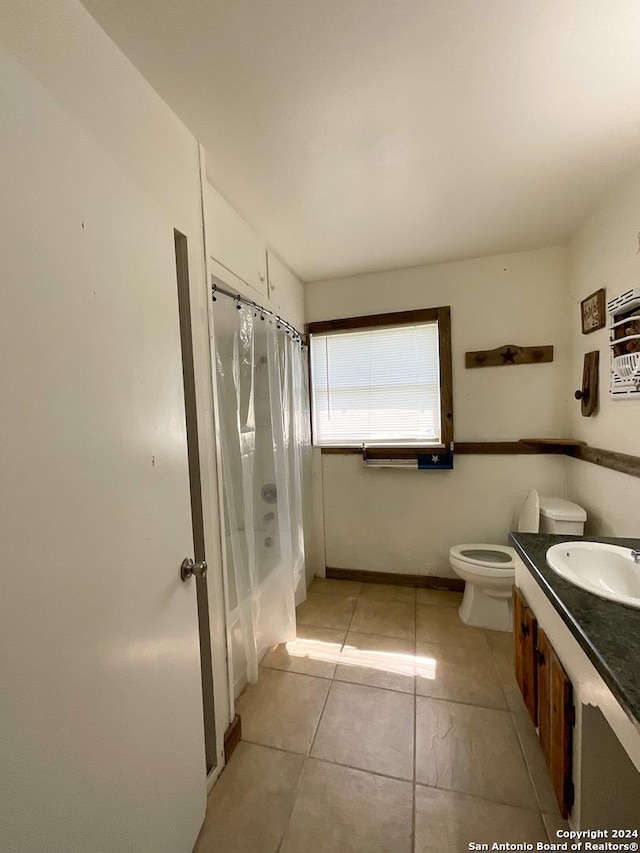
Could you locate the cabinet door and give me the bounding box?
[549,649,574,818]
[206,186,268,298]
[513,586,538,725]
[537,627,574,819]
[266,251,304,329]
[537,627,552,765]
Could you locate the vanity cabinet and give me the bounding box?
[513,588,575,818]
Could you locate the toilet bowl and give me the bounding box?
[449,491,586,631]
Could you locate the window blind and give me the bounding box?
[310,322,442,446]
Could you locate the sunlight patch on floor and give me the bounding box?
[339,645,437,679]
[283,637,343,663]
[285,637,437,679]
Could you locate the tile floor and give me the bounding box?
[195,579,568,853]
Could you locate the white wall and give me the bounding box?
[305,247,570,576]
[565,167,640,536]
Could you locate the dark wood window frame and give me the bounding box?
[306,306,453,450]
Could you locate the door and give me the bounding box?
[0,51,207,852]
[175,230,217,775]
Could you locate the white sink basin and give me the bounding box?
[546,541,640,609]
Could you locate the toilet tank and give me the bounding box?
[539,496,587,535]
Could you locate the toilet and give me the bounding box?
[449,490,587,632]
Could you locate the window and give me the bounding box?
[308,307,453,448]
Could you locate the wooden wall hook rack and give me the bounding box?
[465,344,554,369]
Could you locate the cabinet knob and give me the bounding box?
[574,389,588,401]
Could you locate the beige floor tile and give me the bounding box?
[296,592,358,631]
[414,785,547,853]
[509,690,562,815]
[499,670,526,714]
[335,632,415,693]
[280,760,412,853]
[237,669,330,754]
[361,582,416,603]
[484,626,515,656]
[415,640,507,709]
[542,812,569,841]
[309,577,362,597]
[416,604,490,650]
[311,681,414,780]
[261,625,345,679]
[194,742,304,853]
[485,627,515,672]
[416,696,536,809]
[416,588,463,608]
[349,598,415,641]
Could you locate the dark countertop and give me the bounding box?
[509,532,640,733]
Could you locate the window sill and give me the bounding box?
[318,445,446,456]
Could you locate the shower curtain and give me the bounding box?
[213,296,309,683]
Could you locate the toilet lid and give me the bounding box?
[450,543,516,570]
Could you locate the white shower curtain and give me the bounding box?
[213,297,308,683]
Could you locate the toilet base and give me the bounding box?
[458,582,513,632]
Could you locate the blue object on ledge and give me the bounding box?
[418,445,454,470]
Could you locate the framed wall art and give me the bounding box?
[581,288,606,334]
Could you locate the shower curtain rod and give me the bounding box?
[211,278,305,342]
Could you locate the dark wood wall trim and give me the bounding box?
[566,444,640,479]
[320,441,571,456]
[223,714,242,764]
[326,567,464,591]
[457,441,568,455]
[438,307,454,444]
[319,440,640,479]
[307,306,441,335]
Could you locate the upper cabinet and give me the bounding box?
[267,251,304,331]
[204,181,305,330]
[205,185,268,300]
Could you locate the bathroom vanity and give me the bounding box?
[510,533,640,828]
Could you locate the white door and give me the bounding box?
[0,49,207,853]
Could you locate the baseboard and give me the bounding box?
[325,567,464,591]
[223,714,242,764]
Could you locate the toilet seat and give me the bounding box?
[449,543,516,576]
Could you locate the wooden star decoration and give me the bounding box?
[465,344,553,368]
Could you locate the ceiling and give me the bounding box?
[81,0,640,282]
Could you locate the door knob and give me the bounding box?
[180,558,208,581]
